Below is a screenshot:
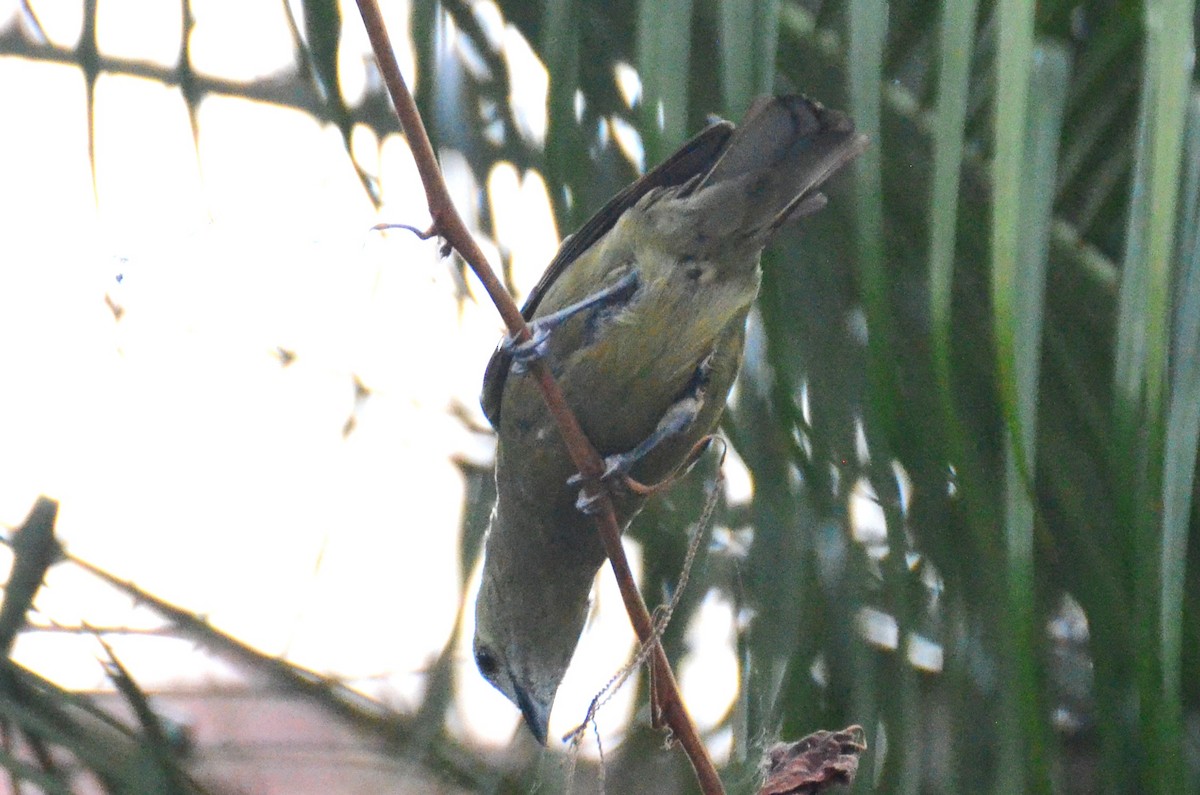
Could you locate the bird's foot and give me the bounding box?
[503,269,639,374]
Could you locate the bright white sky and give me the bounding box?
[0,0,742,758]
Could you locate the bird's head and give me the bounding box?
[472,548,593,745]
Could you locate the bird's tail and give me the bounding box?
[684,96,868,240]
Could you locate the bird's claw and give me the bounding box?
[503,325,552,374]
[601,453,634,480]
[569,453,637,514]
[574,487,606,515]
[567,452,632,487]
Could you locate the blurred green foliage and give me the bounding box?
[421,1,1199,792]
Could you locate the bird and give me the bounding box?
[473,95,867,745]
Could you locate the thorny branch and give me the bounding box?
[352,1,724,792]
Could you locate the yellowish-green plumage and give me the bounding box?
[474,96,867,744]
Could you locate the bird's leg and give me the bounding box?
[505,269,639,373]
[571,354,714,514]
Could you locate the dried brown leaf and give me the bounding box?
[758,725,867,795]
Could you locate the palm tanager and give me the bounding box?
[473,95,867,744]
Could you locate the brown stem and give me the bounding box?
[353,2,723,793]
[594,500,725,794]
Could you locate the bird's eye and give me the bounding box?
[475,647,500,677]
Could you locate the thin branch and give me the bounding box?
[352,2,724,792]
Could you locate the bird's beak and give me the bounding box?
[514,684,551,745]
